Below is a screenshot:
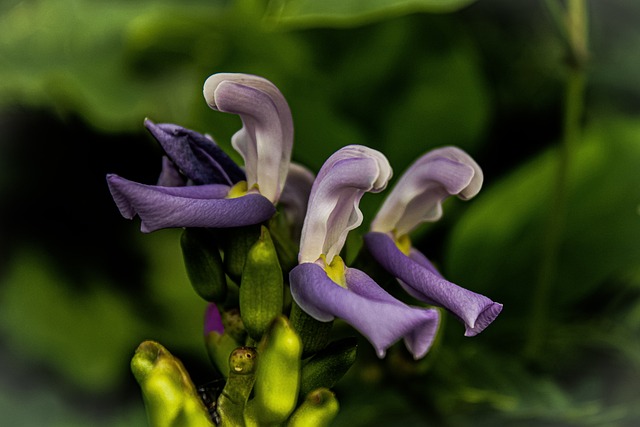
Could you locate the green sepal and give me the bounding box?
[247,316,302,425]
[240,226,284,341]
[290,302,333,357]
[300,337,357,397]
[181,228,227,302]
[205,331,241,379]
[221,224,261,283]
[131,341,214,427]
[267,211,299,273]
[286,388,339,427]
[217,347,257,427]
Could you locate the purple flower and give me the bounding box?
[365,147,502,336]
[204,303,224,336]
[107,73,294,232]
[290,146,440,359]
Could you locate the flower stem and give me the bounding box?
[525,0,588,361]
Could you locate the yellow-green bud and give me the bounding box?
[130,341,214,427]
[286,388,339,427]
[248,316,302,424]
[217,347,258,427]
[240,226,284,341]
[181,228,226,302]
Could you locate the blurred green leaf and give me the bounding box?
[266,0,477,28]
[0,248,143,392]
[429,343,640,426]
[0,376,146,427]
[0,0,310,133]
[381,41,490,169]
[445,116,640,317]
[0,229,208,393]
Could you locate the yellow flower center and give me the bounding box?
[226,181,248,199]
[394,232,412,256]
[320,254,347,289]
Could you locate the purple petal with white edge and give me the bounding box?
[204,304,224,336]
[203,74,293,203]
[106,174,275,232]
[157,156,187,187]
[145,120,244,186]
[290,262,439,359]
[364,232,502,336]
[298,145,392,264]
[278,162,315,239]
[371,146,483,237]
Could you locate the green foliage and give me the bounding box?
[446,117,640,317]
[265,0,477,28]
[2,0,640,425]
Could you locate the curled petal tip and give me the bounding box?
[364,232,501,336]
[298,145,392,264]
[371,146,482,236]
[203,73,293,203]
[464,302,503,337]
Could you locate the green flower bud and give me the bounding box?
[131,341,214,427]
[290,302,332,357]
[300,337,357,397]
[248,316,302,425]
[286,388,339,427]
[181,228,226,302]
[240,226,284,341]
[222,225,261,283]
[217,347,258,427]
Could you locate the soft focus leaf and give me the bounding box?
[445,117,640,339]
[266,0,477,28]
[0,249,143,392]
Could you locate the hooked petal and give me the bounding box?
[290,262,439,359]
[145,119,244,186]
[203,73,293,203]
[364,232,502,336]
[298,145,392,264]
[371,146,483,236]
[107,174,275,232]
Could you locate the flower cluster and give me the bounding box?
[108,73,502,426]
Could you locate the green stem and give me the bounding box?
[525,0,588,361]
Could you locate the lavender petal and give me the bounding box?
[290,262,439,359]
[107,174,275,232]
[364,232,502,336]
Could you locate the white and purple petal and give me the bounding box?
[371,146,483,237]
[364,232,502,336]
[290,262,439,359]
[107,174,275,232]
[203,73,293,203]
[144,120,244,186]
[298,145,392,264]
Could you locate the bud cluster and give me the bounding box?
[134,218,354,427]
